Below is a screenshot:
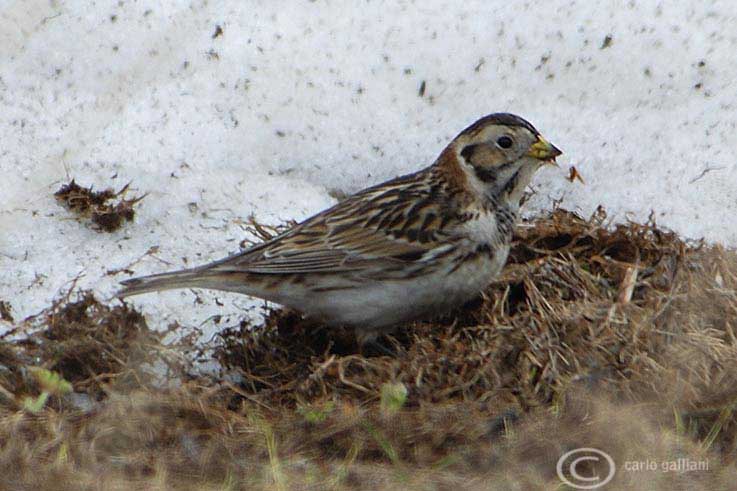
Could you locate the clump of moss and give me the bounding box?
[215,208,690,409]
[54,179,145,232]
[9,291,162,400]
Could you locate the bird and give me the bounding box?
[119,113,562,349]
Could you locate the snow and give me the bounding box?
[2,1,736,337]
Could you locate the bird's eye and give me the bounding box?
[496,136,514,149]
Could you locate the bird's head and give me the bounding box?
[440,113,562,206]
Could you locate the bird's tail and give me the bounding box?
[117,267,229,298]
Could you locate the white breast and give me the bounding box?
[462,208,509,247]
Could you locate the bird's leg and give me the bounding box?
[356,328,402,357]
[361,338,398,357]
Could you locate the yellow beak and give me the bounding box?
[527,135,562,162]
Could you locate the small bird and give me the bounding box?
[119,113,561,347]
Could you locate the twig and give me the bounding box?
[689,165,725,184]
[338,357,371,393]
[618,264,639,304]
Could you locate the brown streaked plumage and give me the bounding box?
[119,113,562,347]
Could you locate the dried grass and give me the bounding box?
[54,180,145,232]
[1,208,736,489]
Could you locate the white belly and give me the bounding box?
[291,244,509,331]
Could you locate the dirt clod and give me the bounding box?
[0,300,13,322]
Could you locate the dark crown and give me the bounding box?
[459,113,540,138]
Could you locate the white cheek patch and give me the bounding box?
[464,162,495,198]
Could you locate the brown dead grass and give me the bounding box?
[54,179,145,232]
[1,208,736,490]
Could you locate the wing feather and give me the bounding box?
[207,169,461,275]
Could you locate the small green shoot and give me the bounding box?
[22,367,72,413]
[380,382,407,415]
[701,398,737,451]
[297,401,335,424]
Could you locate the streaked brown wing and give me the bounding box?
[207,169,460,275]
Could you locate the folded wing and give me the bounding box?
[207,170,459,276]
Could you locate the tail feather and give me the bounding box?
[118,268,224,298]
